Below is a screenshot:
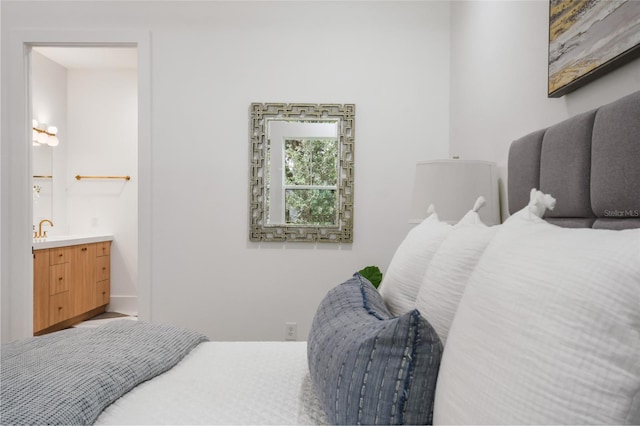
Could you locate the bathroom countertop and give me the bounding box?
[32,234,114,250]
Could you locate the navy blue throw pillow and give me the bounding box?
[307,273,443,425]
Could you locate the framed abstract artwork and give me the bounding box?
[548,0,640,98]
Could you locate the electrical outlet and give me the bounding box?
[285,322,297,341]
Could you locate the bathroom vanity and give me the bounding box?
[33,235,113,335]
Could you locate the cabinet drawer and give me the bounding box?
[50,247,70,265]
[49,291,72,323]
[96,241,110,257]
[49,263,70,295]
[33,250,50,333]
[96,280,110,307]
[95,256,110,281]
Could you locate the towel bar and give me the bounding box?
[75,175,131,181]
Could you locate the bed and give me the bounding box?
[2,90,639,425]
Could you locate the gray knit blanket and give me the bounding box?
[1,320,208,425]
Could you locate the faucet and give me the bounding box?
[35,219,54,239]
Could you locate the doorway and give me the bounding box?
[1,31,151,343]
[31,46,139,317]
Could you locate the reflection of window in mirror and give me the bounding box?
[284,138,338,225]
[265,119,339,227]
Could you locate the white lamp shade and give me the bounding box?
[47,135,59,147]
[31,121,60,147]
[409,160,500,225]
[37,132,49,145]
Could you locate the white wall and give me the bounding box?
[147,2,450,341]
[0,2,3,340]
[66,69,138,313]
[449,0,640,217]
[1,1,451,341]
[5,1,639,343]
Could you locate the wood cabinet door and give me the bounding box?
[50,246,70,265]
[95,256,110,282]
[33,250,50,333]
[96,241,110,257]
[49,291,72,324]
[71,244,96,316]
[49,263,70,295]
[93,254,110,310]
[96,279,110,307]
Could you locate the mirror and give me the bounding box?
[32,144,53,224]
[250,103,355,242]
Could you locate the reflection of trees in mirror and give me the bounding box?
[285,139,337,185]
[284,139,338,225]
[265,143,271,224]
[285,189,337,225]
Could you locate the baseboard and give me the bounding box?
[107,295,138,316]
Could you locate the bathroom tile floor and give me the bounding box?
[73,311,137,328]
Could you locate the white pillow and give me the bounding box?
[379,208,451,317]
[456,195,491,226]
[414,191,552,346]
[434,194,640,425]
[414,218,496,347]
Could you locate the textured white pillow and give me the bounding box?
[414,196,498,346]
[379,211,451,317]
[456,195,491,227]
[434,204,640,424]
[414,219,496,347]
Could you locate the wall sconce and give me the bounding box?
[32,120,59,147]
[408,159,500,225]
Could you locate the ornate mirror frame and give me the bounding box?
[249,103,355,243]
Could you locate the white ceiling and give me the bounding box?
[32,46,137,70]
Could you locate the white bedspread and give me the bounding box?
[96,341,328,425]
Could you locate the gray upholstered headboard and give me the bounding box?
[508,90,640,230]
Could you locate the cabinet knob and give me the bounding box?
[102,267,106,270]
[58,277,63,281]
[58,306,62,311]
[59,254,63,257]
